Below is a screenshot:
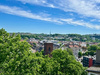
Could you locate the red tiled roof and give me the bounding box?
[74,45,79,48]
[69,45,73,48]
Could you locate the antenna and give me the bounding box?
[49,30,51,39]
[50,30,51,36]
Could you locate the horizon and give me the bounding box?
[8,31,100,35]
[1,0,100,34]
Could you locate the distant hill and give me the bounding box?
[9,33,100,42]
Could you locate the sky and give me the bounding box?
[0,0,100,34]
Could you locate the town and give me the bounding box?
[14,33,100,67]
[19,33,100,75]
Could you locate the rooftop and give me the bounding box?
[87,64,100,73]
[83,55,96,60]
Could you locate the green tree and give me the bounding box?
[52,49,87,75]
[83,52,89,56]
[89,51,95,56]
[78,52,83,58]
[86,44,89,47]
[0,28,87,75]
[88,45,98,51]
[0,28,33,74]
[67,48,73,55]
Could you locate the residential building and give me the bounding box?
[87,50,100,75]
[83,56,96,67]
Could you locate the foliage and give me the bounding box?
[98,43,100,46]
[83,45,98,56]
[78,52,83,58]
[89,51,95,56]
[33,42,36,46]
[83,51,95,56]
[88,45,98,51]
[83,52,89,56]
[51,49,87,75]
[0,28,87,75]
[67,48,73,55]
[86,44,89,47]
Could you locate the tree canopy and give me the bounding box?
[78,52,82,58]
[0,28,87,75]
[88,45,98,51]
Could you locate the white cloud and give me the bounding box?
[95,0,100,3]
[53,0,100,19]
[17,0,100,19]
[0,5,100,30]
[90,19,97,22]
[61,18,100,29]
[17,0,55,8]
[0,5,61,23]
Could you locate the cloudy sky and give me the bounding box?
[0,0,100,34]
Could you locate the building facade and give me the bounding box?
[83,56,96,67]
[87,50,100,75]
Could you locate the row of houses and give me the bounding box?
[25,39,98,58]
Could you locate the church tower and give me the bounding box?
[44,43,53,55]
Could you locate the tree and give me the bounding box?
[0,28,33,74]
[98,43,100,46]
[0,28,87,75]
[33,42,36,46]
[83,52,89,56]
[89,51,95,56]
[67,48,73,55]
[52,49,87,75]
[88,45,98,51]
[78,52,82,58]
[86,44,89,47]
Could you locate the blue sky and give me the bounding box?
[0,0,100,34]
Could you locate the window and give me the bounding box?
[49,47,51,53]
